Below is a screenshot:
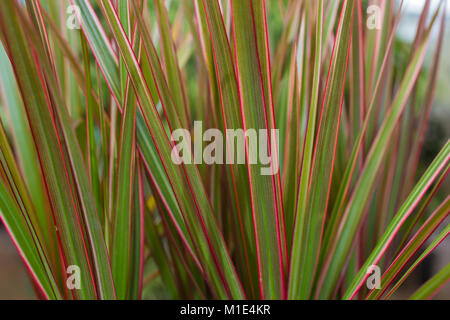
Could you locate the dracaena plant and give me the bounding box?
[0,0,448,300]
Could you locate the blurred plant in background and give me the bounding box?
[0,0,448,300]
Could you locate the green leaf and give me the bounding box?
[344,141,450,299]
[231,0,287,299]
[289,0,354,299]
[317,17,436,299]
[410,264,450,300]
[0,122,61,299]
[367,194,450,299]
[384,219,450,300]
[0,1,115,299]
[98,0,244,299]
